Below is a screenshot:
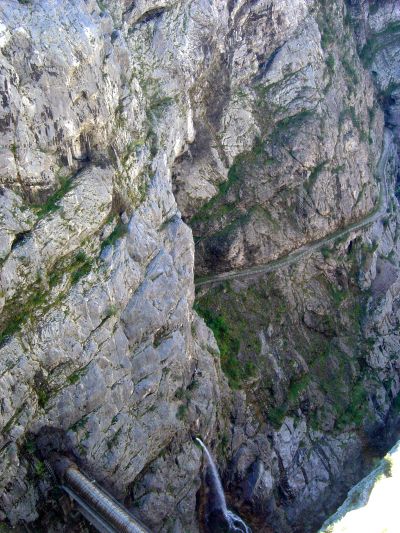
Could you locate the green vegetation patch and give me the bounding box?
[268,406,287,428]
[317,1,337,50]
[33,174,74,219]
[271,110,314,140]
[100,221,128,251]
[191,137,271,226]
[147,96,174,120]
[69,250,94,284]
[195,245,374,432]
[305,161,327,194]
[37,388,49,408]
[176,404,188,421]
[0,282,48,346]
[67,364,89,385]
[360,22,400,67]
[336,381,367,429]
[49,248,96,288]
[288,375,311,403]
[194,283,263,388]
[194,304,241,388]
[0,247,97,346]
[325,53,335,75]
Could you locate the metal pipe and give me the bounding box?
[52,456,150,533]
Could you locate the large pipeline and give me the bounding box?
[51,456,150,533]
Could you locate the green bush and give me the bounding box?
[0,286,48,346]
[288,375,310,403]
[176,404,188,420]
[37,388,49,408]
[336,382,367,429]
[342,56,358,87]
[268,406,287,428]
[34,460,47,477]
[70,251,94,284]
[67,366,88,385]
[321,245,331,259]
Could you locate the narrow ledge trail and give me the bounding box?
[195,130,392,289]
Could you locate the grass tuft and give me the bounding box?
[34,175,74,219]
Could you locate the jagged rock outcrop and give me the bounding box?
[0,1,227,531]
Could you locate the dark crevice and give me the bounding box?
[11,230,31,251]
[254,43,286,82]
[132,7,168,26]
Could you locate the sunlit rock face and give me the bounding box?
[175,0,383,276]
[0,1,226,531]
[320,439,400,533]
[1,1,400,532]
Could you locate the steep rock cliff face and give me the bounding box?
[176,0,383,276]
[186,1,400,532]
[1,1,400,533]
[0,1,227,531]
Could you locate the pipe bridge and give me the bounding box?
[51,456,151,533]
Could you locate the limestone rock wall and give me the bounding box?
[188,1,400,532]
[0,1,227,531]
[175,0,383,276]
[1,1,400,532]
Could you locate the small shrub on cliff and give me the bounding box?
[288,375,310,403]
[37,388,49,408]
[67,366,88,385]
[321,245,332,260]
[34,460,47,478]
[34,174,74,219]
[176,404,188,421]
[100,221,128,251]
[70,251,94,284]
[382,456,394,478]
[336,382,367,429]
[0,285,48,346]
[325,54,335,75]
[194,303,247,388]
[268,406,287,428]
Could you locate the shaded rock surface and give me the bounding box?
[190,1,400,532]
[319,438,400,533]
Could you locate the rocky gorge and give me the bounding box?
[0,0,400,532]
